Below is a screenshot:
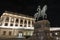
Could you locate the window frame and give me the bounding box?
[5,23,8,26]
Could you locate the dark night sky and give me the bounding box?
[0,0,60,27]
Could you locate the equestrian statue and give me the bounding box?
[34,5,47,21]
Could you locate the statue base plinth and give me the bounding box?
[26,20,51,40]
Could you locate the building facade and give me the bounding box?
[50,27,60,40]
[0,11,35,38]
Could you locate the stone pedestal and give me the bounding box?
[26,20,51,40]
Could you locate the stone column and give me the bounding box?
[2,16,6,26]
[18,19,20,27]
[27,20,28,27]
[23,19,25,27]
[8,17,11,26]
[14,18,16,27]
[30,20,32,27]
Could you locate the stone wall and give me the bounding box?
[0,28,18,38]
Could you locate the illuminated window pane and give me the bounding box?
[11,18,14,22]
[55,33,58,35]
[18,32,23,37]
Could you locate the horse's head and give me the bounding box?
[42,5,47,11]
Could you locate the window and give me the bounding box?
[32,21,34,24]
[11,18,14,22]
[50,33,52,36]
[28,21,30,24]
[3,31,6,35]
[9,31,12,36]
[55,32,58,35]
[18,33,23,37]
[28,25,30,27]
[24,25,26,27]
[6,17,9,21]
[18,31,23,37]
[15,24,18,26]
[20,19,23,23]
[16,19,19,23]
[5,23,8,26]
[24,20,27,24]
[27,32,30,35]
[20,25,22,27]
[10,24,13,26]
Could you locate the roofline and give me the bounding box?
[2,12,35,20]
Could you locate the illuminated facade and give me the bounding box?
[0,11,60,40]
[50,27,60,40]
[0,11,35,38]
